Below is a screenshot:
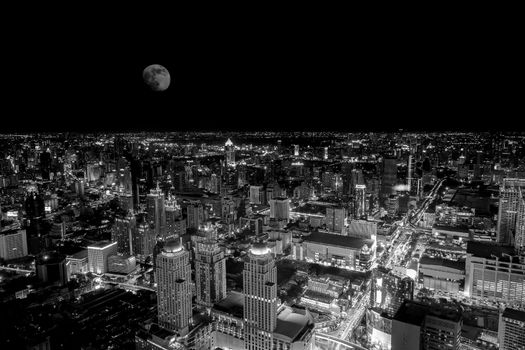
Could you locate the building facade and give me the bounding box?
[195,240,227,307]
[87,241,117,274]
[497,178,525,245]
[498,308,525,350]
[155,238,192,336]
[243,242,277,350]
[0,229,27,260]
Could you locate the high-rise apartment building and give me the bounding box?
[354,184,367,219]
[155,238,192,336]
[187,201,204,230]
[497,178,525,246]
[146,187,166,236]
[269,197,290,221]
[249,185,264,205]
[381,157,397,204]
[112,211,136,255]
[195,240,227,307]
[243,242,277,350]
[325,206,346,234]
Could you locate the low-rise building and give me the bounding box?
[108,254,136,274]
[65,249,88,280]
[465,241,525,305]
[419,256,465,293]
[295,231,376,271]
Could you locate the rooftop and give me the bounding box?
[394,300,461,325]
[303,231,373,250]
[274,306,314,342]
[68,249,88,260]
[419,256,465,271]
[502,308,525,322]
[87,240,117,249]
[213,291,244,319]
[466,241,516,260]
[433,224,470,233]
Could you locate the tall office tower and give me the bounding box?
[249,185,264,205]
[40,149,52,180]
[221,196,237,224]
[25,191,46,255]
[341,163,353,195]
[87,241,117,274]
[354,184,367,219]
[195,240,227,307]
[146,186,166,236]
[187,201,204,230]
[165,201,182,238]
[516,199,525,254]
[225,138,235,167]
[497,178,525,245]
[325,206,346,234]
[0,229,28,260]
[112,211,136,255]
[269,197,290,221]
[407,154,413,192]
[155,238,192,336]
[117,166,133,194]
[243,242,277,350]
[381,157,397,204]
[498,179,525,253]
[294,144,300,156]
[498,308,525,350]
[351,169,365,191]
[130,158,141,210]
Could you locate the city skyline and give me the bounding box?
[1,10,525,350]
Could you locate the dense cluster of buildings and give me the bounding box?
[1,132,525,349]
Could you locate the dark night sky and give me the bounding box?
[2,13,522,133]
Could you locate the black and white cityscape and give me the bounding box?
[0,131,524,350]
[1,11,524,349]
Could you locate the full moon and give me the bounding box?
[143,64,170,91]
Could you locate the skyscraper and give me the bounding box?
[243,242,277,350]
[112,211,136,255]
[354,184,367,219]
[269,197,290,221]
[498,308,525,350]
[195,240,227,307]
[325,206,346,234]
[497,178,525,245]
[146,187,166,236]
[381,157,397,205]
[155,238,192,336]
[249,185,264,205]
[186,201,204,230]
[225,138,235,167]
